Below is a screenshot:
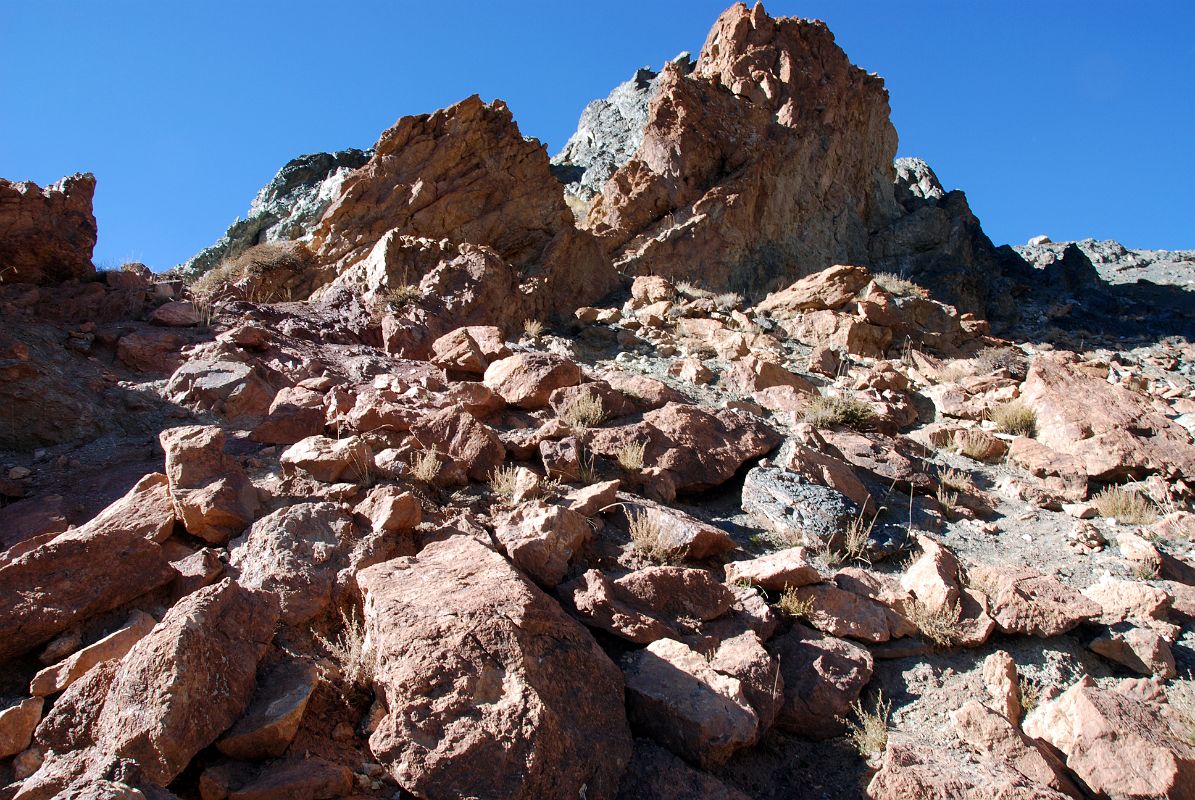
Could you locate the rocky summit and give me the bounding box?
[1,3,1194,799]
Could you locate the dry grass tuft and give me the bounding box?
[936,484,960,513]
[382,284,423,312]
[907,598,964,648]
[776,586,815,619]
[523,318,546,341]
[616,441,647,472]
[676,280,714,300]
[803,395,875,430]
[1092,486,1158,525]
[938,467,974,493]
[629,510,672,563]
[873,272,926,298]
[842,691,893,758]
[952,429,998,461]
[975,346,1029,380]
[990,401,1037,437]
[190,241,309,303]
[713,292,743,311]
[1019,675,1044,718]
[489,464,519,503]
[560,391,606,429]
[410,450,442,483]
[314,608,372,691]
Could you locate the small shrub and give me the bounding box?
[842,691,892,758]
[952,429,998,461]
[314,608,372,691]
[577,449,600,485]
[990,401,1037,437]
[629,510,671,563]
[1019,676,1044,718]
[938,467,974,493]
[975,346,1028,380]
[410,450,441,483]
[523,319,546,341]
[907,598,963,648]
[776,587,815,619]
[1092,486,1158,525]
[936,484,960,513]
[1131,558,1162,580]
[803,395,875,430]
[382,284,423,312]
[616,441,647,472]
[713,292,742,311]
[873,272,926,298]
[560,391,605,429]
[489,464,519,502]
[842,509,878,563]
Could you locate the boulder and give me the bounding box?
[279,434,372,483]
[867,740,1075,800]
[166,359,274,420]
[0,697,43,759]
[723,547,820,592]
[741,466,860,551]
[1089,626,1177,679]
[357,536,631,800]
[483,353,583,409]
[621,637,759,769]
[615,738,752,800]
[30,611,157,697]
[756,265,873,315]
[492,500,592,587]
[786,583,906,643]
[160,426,258,544]
[618,500,736,560]
[430,325,511,374]
[952,701,1082,798]
[250,386,325,445]
[0,173,97,284]
[968,564,1100,637]
[1023,676,1195,799]
[354,484,421,533]
[767,622,874,738]
[1020,353,1195,480]
[148,301,200,327]
[229,502,360,626]
[216,660,318,760]
[409,405,505,481]
[0,478,176,662]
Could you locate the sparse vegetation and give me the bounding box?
[523,318,546,341]
[934,361,972,383]
[975,346,1028,380]
[1019,676,1044,718]
[938,467,974,493]
[713,292,742,311]
[314,608,372,691]
[803,394,875,430]
[952,428,997,461]
[615,441,647,472]
[189,241,310,303]
[628,510,672,563]
[1092,486,1158,525]
[577,449,600,485]
[489,464,519,503]
[936,484,960,513]
[347,447,376,487]
[560,391,606,429]
[907,598,964,648]
[873,272,926,298]
[1131,558,1162,580]
[776,586,815,619]
[842,691,892,758]
[990,401,1037,437]
[410,450,442,483]
[382,283,423,312]
[676,280,714,300]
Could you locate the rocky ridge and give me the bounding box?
[1,3,1194,800]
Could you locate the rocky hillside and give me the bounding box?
[1,3,1194,800]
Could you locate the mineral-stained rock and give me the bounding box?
[1020,353,1195,480]
[160,425,259,544]
[0,478,176,662]
[357,536,631,800]
[166,359,274,420]
[310,95,618,320]
[216,660,318,760]
[483,352,583,409]
[30,611,157,697]
[622,637,759,769]
[492,500,592,587]
[0,173,97,285]
[25,580,278,795]
[583,4,899,297]
[229,502,360,626]
[1023,676,1195,799]
[741,466,859,550]
[768,623,873,739]
[723,547,820,591]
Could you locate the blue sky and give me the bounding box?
[2,1,1192,270]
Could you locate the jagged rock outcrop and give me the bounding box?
[551,55,694,205]
[0,174,97,285]
[1016,238,1195,290]
[310,95,618,323]
[176,149,370,277]
[581,2,900,297]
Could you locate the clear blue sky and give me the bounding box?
[2,1,1192,270]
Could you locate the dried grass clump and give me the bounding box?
[938,467,974,493]
[382,284,423,312]
[907,599,964,648]
[936,484,960,513]
[990,401,1037,437]
[873,272,926,298]
[713,292,742,311]
[191,241,310,303]
[776,587,815,619]
[676,280,714,300]
[314,608,372,690]
[489,464,519,502]
[616,441,647,472]
[560,391,606,429]
[842,691,893,758]
[804,395,875,430]
[523,319,546,341]
[1019,676,1044,718]
[953,429,998,461]
[934,361,973,384]
[410,450,441,483]
[1092,486,1158,525]
[628,510,672,563]
[975,346,1029,380]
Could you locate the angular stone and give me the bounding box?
[409,405,505,482]
[250,387,325,445]
[354,484,421,533]
[981,651,1022,722]
[1089,625,1177,679]
[160,426,258,544]
[279,434,372,483]
[768,622,874,738]
[868,740,1075,800]
[0,697,43,759]
[620,500,735,560]
[493,500,592,587]
[952,701,1081,798]
[217,660,318,760]
[969,564,1101,637]
[483,353,583,409]
[30,611,157,697]
[723,547,820,592]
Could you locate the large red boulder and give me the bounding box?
[0,173,97,285]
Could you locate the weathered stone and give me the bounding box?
[741,466,859,550]
[952,701,1081,798]
[981,651,1022,722]
[0,697,43,759]
[354,484,421,532]
[166,359,274,420]
[250,387,325,445]
[1089,625,1177,679]
[768,622,874,738]
[492,500,592,587]
[0,173,97,284]
[30,611,157,697]
[409,405,505,481]
[217,660,318,760]
[723,547,820,592]
[279,434,372,483]
[483,353,583,409]
[358,536,631,800]
[868,739,1075,800]
[619,500,735,560]
[160,426,258,544]
[969,564,1100,637]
